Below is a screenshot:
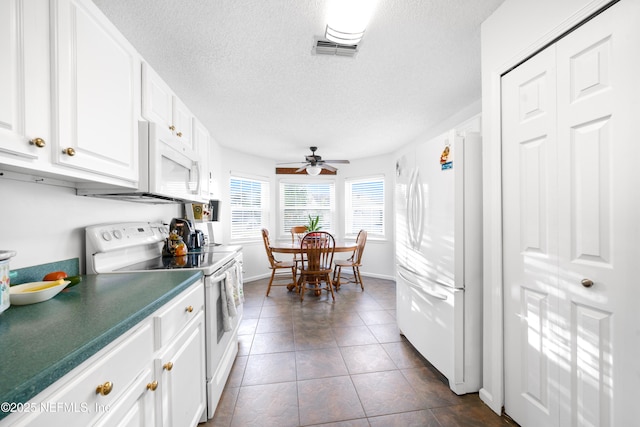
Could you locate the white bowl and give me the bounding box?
[10,280,70,306]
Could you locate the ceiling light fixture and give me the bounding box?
[306,165,322,176]
[325,0,377,46]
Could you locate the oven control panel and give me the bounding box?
[86,222,169,253]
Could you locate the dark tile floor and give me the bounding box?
[201,276,516,427]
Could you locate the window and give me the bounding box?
[280,181,335,236]
[345,176,385,238]
[229,176,269,241]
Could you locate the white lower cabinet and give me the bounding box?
[10,320,155,427]
[2,280,205,427]
[152,280,206,427]
[156,313,206,427]
[94,368,157,427]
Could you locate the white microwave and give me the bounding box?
[78,121,204,203]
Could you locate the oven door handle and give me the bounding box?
[210,271,227,283]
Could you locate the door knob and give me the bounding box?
[62,147,76,156]
[146,381,158,391]
[163,361,174,371]
[29,137,46,148]
[581,278,594,288]
[96,381,113,396]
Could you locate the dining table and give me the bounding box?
[269,240,357,293]
[269,240,357,254]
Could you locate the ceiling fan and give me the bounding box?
[277,146,350,175]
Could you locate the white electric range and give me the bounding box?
[85,221,243,421]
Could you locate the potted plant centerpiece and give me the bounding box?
[306,215,322,237]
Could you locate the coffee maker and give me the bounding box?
[169,218,205,250]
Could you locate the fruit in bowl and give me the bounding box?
[10,279,70,305]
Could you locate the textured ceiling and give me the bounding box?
[92,0,505,163]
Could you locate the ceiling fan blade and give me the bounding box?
[276,161,307,165]
[295,166,307,173]
[323,160,350,164]
[322,164,337,172]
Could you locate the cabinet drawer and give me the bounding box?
[14,320,153,427]
[154,281,204,350]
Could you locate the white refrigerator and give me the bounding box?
[395,129,482,394]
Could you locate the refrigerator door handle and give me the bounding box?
[397,269,448,301]
[435,278,453,287]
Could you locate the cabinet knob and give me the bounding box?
[176,132,183,138]
[96,381,113,396]
[169,125,176,131]
[185,305,194,313]
[163,361,174,371]
[29,137,46,148]
[62,147,76,156]
[146,381,158,391]
[581,278,594,288]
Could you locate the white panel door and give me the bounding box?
[555,2,639,425]
[502,1,640,426]
[502,44,559,427]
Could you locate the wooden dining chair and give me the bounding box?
[261,229,297,296]
[298,231,336,301]
[333,229,367,290]
[290,225,308,271]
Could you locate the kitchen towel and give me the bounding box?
[221,263,244,332]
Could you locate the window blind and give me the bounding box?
[280,181,335,236]
[345,176,385,237]
[230,177,269,241]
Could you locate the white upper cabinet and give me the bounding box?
[142,63,194,150]
[0,0,51,165]
[51,0,140,185]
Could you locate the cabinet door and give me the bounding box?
[142,62,174,137]
[0,0,50,163]
[94,368,157,427]
[172,98,193,150]
[52,0,139,184]
[158,312,206,427]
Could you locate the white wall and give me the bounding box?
[479,0,612,415]
[0,174,180,270]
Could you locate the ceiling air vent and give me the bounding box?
[313,40,358,57]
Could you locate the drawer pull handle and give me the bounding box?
[29,137,46,148]
[96,381,113,396]
[146,381,158,391]
[176,132,183,137]
[62,147,76,156]
[169,125,176,131]
[185,305,193,313]
[163,362,174,371]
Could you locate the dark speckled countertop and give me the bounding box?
[0,270,203,420]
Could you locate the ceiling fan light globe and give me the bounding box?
[306,165,322,176]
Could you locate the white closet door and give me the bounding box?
[502,1,640,426]
[502,44,559,427]
[556,1,640,425]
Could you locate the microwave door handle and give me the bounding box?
[191,161,201,195]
